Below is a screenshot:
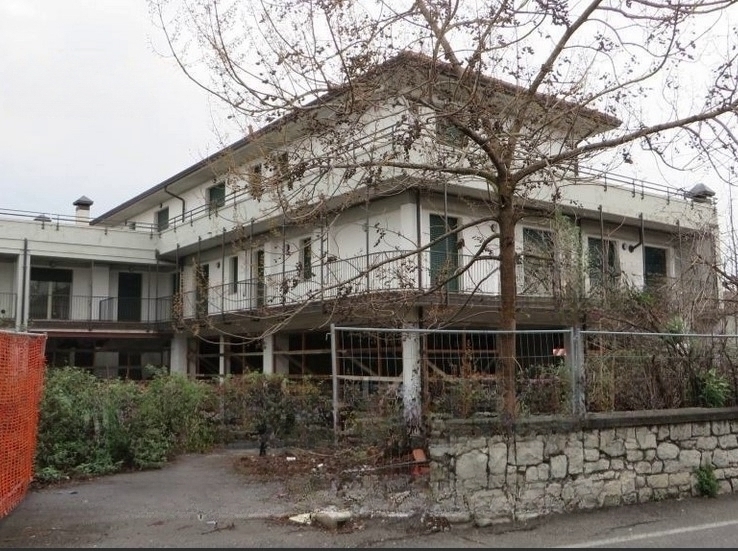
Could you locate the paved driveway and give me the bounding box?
[3,449,738,548]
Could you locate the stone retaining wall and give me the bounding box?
[428,408,738,526]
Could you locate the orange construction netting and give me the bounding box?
[0,330,47,519]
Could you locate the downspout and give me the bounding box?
[627,213,644,253]
[89,259,94,322]
[155,252,159,323]
[164,184,186,223]
[416,188,422,290]
[221,228,226,318]
[281,218,286,305]
[18,238,29,331]
[627,213,645,286]
[598,205,605,284]
[365,188,370,289]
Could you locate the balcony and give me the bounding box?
[174,250,520,321]
[15,254,697,331]
[27,294,173,327]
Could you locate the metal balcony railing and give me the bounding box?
[174,250,505,320]
[16,255,688,327]
[28,294,172,323]
[0,292,15,321]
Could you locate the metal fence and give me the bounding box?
[581,331,738,413]
[329,326,738,423]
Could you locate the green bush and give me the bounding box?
[695,368,731,408]
[695,464,718,497]
[34,367,219,482]
[34,367,119,481]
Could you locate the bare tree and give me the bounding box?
[149,0,738,415]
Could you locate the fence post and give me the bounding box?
[568,326,586,416]
[402,326,422,433]
[330,323,339,443]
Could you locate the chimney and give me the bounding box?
[73,196,93,225]
[685,183,716,203]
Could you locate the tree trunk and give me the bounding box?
[498,193,517,416]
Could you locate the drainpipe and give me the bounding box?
[416,188,422,290]
[164,184,186,222]
[627,213,645,253]
[18,239,29,331]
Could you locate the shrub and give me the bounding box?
[34,367,119,482]
[34,367,219,482]
[695,464,718,498]
[518,361,571,415]
[218,373,333,452]
[695,368,730,408]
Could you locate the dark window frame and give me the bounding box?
[156,207,170,232]
[208,182,226,210]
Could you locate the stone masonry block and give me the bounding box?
[583,431,599,449]
[627,449,644,462]
[669,424,691,441]
[648,473,669,489]
[679,449,701,469]
[584,448,600,461]
[692,422,711,437]
[636,427,657,449]
[550,455,567,479]
[456,449,488,491]
[712,421,731,436]
[514,440,544,466]
[656,442,679,460]
[488,443,508,475]
[565,445,584,475]
[696,436,718,451]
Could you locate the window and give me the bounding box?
[436,117,468,147]
[249,164,263,200]
[644,246,668,288]
[208,183,226,210]
[275,152,289,176]
[29,267,72,320]
[429,214,460,292]
[522,228,555,295]
[300,237,314,280]
[156,207,169,232]
[274,152,292,190]
[588,237,619,287]
[230,256,239,293]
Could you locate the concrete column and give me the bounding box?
[262,333,290,375]
[275,334,289,375]
[169,334,188,375]
[402,325,422,431]
[262,334,274,374]
[219,335,226,378]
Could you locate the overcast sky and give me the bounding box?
[0,0,237,219]
[1,0,733,227]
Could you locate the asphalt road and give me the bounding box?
[1,449,737,548]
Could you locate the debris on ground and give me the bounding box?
[232,446,427,481]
